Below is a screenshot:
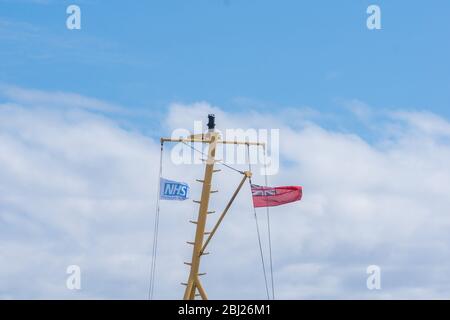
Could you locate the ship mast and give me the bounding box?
[161,115,264,300]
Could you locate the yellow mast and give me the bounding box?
[161,114,264,300]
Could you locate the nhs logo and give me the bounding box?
[160,178,190,201]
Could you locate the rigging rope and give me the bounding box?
[247,144,270,300]
[148,142,163,300]
[181,141,245,175]
[263,145,275,300]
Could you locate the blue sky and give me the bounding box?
[2,1,450,300]
[1,0,450,122]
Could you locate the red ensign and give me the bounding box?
[251,184,303,208]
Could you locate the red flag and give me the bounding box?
[251,184,302,208]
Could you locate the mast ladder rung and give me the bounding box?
[201,159,222,163]
[213,169,221,173]
[189,220,198,224]
[196,179,204,183]
[193,200,201,204]
[204,232,211,235]
[210,190,218,193]
[184,262,192,266]
[207,211,215,214]
[181,282,188,286]
[186,241,195,245]
[198,273,207,276]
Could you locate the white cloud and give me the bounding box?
[1,87,450,299]
[0,85,125,113]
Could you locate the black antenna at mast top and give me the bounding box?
[207,114,215,130]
